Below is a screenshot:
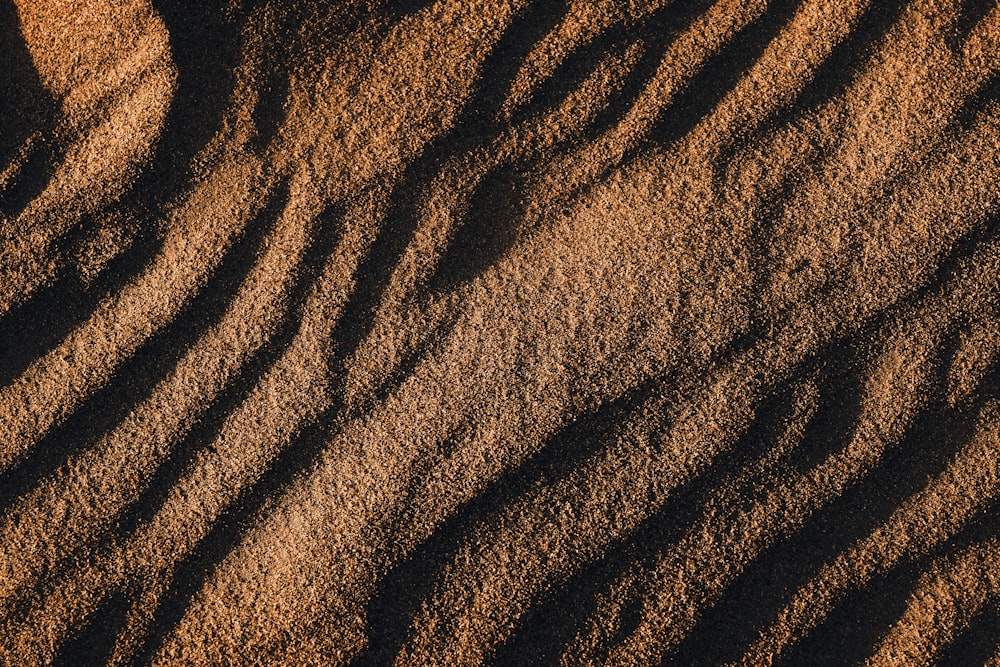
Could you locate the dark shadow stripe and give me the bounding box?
[645,0,803,151]
[52,587,133,667]
[783,503,1000,667]
[493,374,810,665]
[352,374,669,666]
[937,600,1000,667]
[112,201,343,541]
[0,181,289,515]
[0,223,162,389]
[0,0,58,218]
[713,0,911,184]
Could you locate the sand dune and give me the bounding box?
[1,0,999,664]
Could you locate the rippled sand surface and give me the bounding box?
[2,1,999,664]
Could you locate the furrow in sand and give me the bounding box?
[0,0,174,314]
[946,309,1000,407]
[0,156,270,471]
[865,536,1000,667]
[393,110,1000,663]
[501,0,676,118]
[2,172,389,664]
[580,204,1000,666]
[154,53,992,657]
[0,174,326,603]
[531,0,768,196]
[1,253,339,664]
[741,402,1000,665]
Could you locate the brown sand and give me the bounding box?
[1,0,999,664]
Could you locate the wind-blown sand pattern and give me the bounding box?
[1,0,999,664]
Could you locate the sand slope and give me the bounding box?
[1,0,999,664]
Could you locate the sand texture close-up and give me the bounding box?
[2,0,1000,664]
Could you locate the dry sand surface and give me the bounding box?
[1,0,1000,664]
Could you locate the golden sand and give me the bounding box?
[1,0,999,664]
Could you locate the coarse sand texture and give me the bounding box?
[1,0,1000,665]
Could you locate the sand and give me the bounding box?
[1,0,999,664]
